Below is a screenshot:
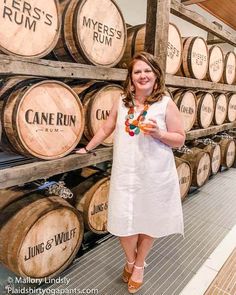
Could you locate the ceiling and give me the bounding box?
[182,0,236,30]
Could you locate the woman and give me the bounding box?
[76,52,185,293]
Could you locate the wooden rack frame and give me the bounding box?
[0,0,236,188]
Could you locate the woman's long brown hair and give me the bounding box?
[122,51,166,108]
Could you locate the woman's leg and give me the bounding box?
[131,234,154,282]
[119,235,139,271]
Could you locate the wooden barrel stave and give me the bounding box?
[118,25,143,68]
[53,0,76,63]
[172,89,197,132]
[0,118,2,143]
[222,52,236,85]
[73,174,110,234]
[166,23,183,74]
[175,157,192,201]
[206,45,224,83]
[210,144,221,174]
[194,91,215,129]
[226,93,236,122]
[213,93,227,125]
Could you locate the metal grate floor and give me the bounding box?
[1,169,236,295]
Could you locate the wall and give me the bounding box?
[115,0,147,26]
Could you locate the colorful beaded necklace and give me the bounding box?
[125,102,150,136]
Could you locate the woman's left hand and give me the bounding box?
[140,118,163,139]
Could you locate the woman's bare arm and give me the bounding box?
[158,99,185,147]
[76,98,120,153]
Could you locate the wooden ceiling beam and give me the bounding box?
[181,0,207,5]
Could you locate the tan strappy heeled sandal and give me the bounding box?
[122,260,135,283]
[128,265,144,294]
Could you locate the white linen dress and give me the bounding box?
[107,95,184,238]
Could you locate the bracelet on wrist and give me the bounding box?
[158,130,164,140]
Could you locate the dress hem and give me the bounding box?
[107,229,184,239]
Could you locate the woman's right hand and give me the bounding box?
[74,148,87,154]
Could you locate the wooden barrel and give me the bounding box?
[176,147,211,187]
[172,89,197,132]
[206,45,224,83]
[195,141,221,175]
[194,92,215,128]
[214,137,236,168]
[175,157,192,201]
[1,80,84,159]
[0,194,84,278]
[221,52,236,85]
[119,23,182,74]
[227,132,236,168]
[209,143,221,174]
[213,93,227,125]
[226,93,236,122]
[181,37,209,80]
[72,82,123,146]
[0,108,2,143]
[73,175,110,234]
[0,0,60,58]
[53,0,127,67]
